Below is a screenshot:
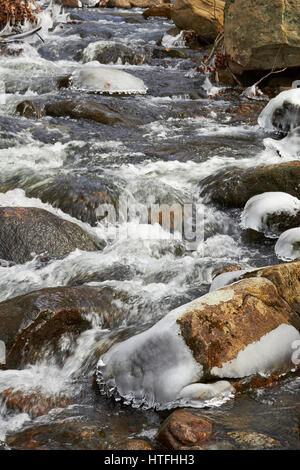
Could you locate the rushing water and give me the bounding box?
[0,2,299,450]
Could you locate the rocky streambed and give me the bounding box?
[0,1,299,451]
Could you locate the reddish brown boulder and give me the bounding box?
[156,410,212,449]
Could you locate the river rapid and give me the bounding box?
[0,2,299,450]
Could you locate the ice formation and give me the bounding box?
[258,88,300,132]
[275,228,300,261]
[211,324,300,378]
[241,192,300,236]
[71,67,148,95]
[97,290,236,410]
[97,285,298,409]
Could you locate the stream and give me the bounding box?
[0,2,299,450]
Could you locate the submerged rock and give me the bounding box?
[6,422,105,450]
[156,410,212,449]
[116,439,155,450]
[45,100,127,125]
[224,0,300,72]
[0,207,101,265]
[97,265,300,409]
[171,0,225,42]
[1,387,72,418]
[227,431,279,450]
[200,162,300,208]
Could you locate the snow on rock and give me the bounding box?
[71,66,148,95]
[241,192,300,236]
[258,88,300,133]
[211,324,300,378]
[98,276,300,409]
[275,228,300,261]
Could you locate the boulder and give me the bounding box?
[171,0,225,42]
[0,284,137,368]
[143,4,173,19]
[45,100,127,125]
[156,410,212,449]
[0,286,106,367]
[22,174,122,226]
[98,263,300,409]
[200,162,300,208]
[0,207,101,265]
[224,0,300,72]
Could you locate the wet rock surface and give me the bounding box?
[171,0,225,42]
[224,0,300,72]
[156,410,212,449]
[0,207,101,265]
[45,100,128,125]
[201,162,300,208]
[0,285,130,368]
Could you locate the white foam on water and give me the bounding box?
[202,77,224,97]
[161,32,186,49]
[241,192,300,235]
[275,228,300,261]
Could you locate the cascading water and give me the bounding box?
[0,2,299,450]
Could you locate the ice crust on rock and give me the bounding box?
[71,66,148,95]
[275,227,300,261]
[97,285,297,409]
[241,192,300,236]
[211,324,300,378]
[258,88,300,132]
[97,290,236,409]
